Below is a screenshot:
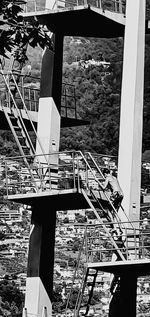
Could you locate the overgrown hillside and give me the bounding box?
[60,34,150,157]
[60,37,123,155]
[1,1,150,158]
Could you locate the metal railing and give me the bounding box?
[56,221,150,263]
[1,151,110,196]
[61,83,77,120]
[61,221,150,314]
[22,0,126,14]
[83,222,150,262]
[1,151,150,197]
[22,0,46,12]
[0,71,78,120]
[0,71,40,112]
[52,0,126,13]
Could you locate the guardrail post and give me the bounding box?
[99,0,102,9]
[5,160,8,198]
[118,0,123,14]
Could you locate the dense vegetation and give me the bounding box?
[60,33,150,159]
[0,278,24,317]
[0,0,150,160]
[2,32,150,159]
[61,36,123,155]
[1,2,150,316]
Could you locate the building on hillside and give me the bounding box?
[0,209,22,222]
[0,206,22,222]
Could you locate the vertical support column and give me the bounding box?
[24,34,64,316]
[118,0,145,224]
[109,274,137,317]
[36,33,64,181]
[35,97,60,189]
[24,202,56,317]
[40,33,64,113]
[35,97,60,157]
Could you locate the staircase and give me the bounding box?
[1,70,37,158]
[65,221,142,317]
[64,151,141,316]
[0,68,47,192]
[2,148,145,313]
[78,151,130,232]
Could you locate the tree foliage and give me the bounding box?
[0,279,24,316]
[60,30,150,158]
[0,0,53,63]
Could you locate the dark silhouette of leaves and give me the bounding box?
[0,0,53,64]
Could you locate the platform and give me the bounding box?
[23,6,150,37]
[24,6,126,37]
[0,106,88,130]
[5,188,90,209]
[87,259,150,276]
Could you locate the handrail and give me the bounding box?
[0,71,35,156]
[1,71,53,187]
[81,189,126,261]
[22,0,126,14]
[77,150,126,229]
[1,71,78,121]
[65,228,87,313]
[3,150,150,212]
[10,72,48,163]
[86,151,135,229]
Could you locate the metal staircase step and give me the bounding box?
[8,115,17,120]
[13,126,21,130]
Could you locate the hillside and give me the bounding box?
[1,1,150,158]
[60,35,150,156]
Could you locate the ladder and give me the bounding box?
[1,70,36,159]
[78,151,132,234]
[0,69,49,191]
[65,222,126,317]
[65,186,128,316]
[65,151,138,316]
[74,268,98,317]
[84,151,138,253]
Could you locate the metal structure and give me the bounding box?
[0,0,150,317]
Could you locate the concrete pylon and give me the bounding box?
[118,0,145,225]
[23,34,63,317]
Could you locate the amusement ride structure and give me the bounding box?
[0,0,150,316]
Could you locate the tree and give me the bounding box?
[68,287,79,309]
[52,284,66,313]
[0,0,53,64]
[0,279,24,316]
[52,285,62,303]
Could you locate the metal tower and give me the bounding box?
[1,0,150,317]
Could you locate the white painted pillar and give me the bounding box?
[118,0,145,225]
[35,97,60,158]
[24,278,52,317]
[35,97,61,188]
